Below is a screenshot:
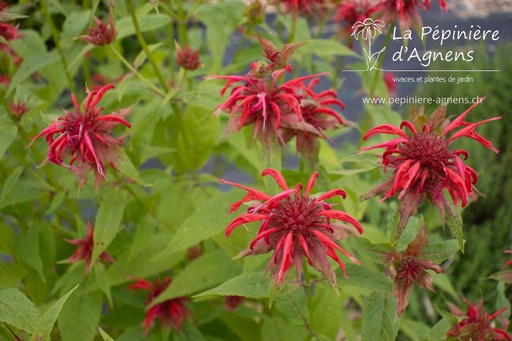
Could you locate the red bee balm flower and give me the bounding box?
[360,101,501,236]
[385,223,443,316]
[80,15,117,46]
[28,84,133,189]
[446,299,511,340]
[379,0,447,33]
[128,277,189,334]
[65,221,114,274]
[220,169,363,290]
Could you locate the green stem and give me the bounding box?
[288,15,297,43]
[302,262,314,341]
[176,0,188,46]
[40,0,75,94]
[108,45,165,97]
[111,170,143,205]
[125,0,169,92]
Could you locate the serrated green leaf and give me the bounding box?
[91,189,127,269]
[152,250,241,306]
[310,287,342,339]
[347,237,392,264]
[361,292,399,341]
[170,105,219,172]
[181,83,222,111]
[154,191,241,258]
[0,289,41,334]
[30,285,79,341]
[0,116,17,160]
[442,191,464,253]
[340,263,393,293]
[57,291,102,341]
[421,240,460,263]
[194,272,269,299]
[94,263,113,307]
[111,144,149,187]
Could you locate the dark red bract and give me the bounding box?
[80,15,117,46]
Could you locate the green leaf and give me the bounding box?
[195,2,244,71]
[60,10,90,48]
[0,167,23,205]
[429,318,451,341]
[296,39,360,59]
[0,116,17,160]
[194,272,269,299]
[13,225,46,282]
[399,318,431,341]
[173,323,208,341]
[490,270,512,284]
[0,178,46,209]
[91,189,127,269]
[361,292,399,341]
[154,191,241,258]
[170,105,219,172]
[57,291,102,341]
[310,287,342,339]
[347,237,392,265]
[151,250,241,305]
[133,43,163,69]
[340,264,393,293]
[94,263,113,307]
[111,144,149,187]
[6,53,60,97]
[127,215,155,262]
[116,11,170,40]
[261,315,307,341]
[421,240,460,263]
[181,83,223,112]
[442,191,464,253]
[98,327,115,341]
[0,288,42,334]
[30,285,79,341]
[45,192,66,215]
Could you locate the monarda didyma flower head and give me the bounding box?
[220,169,363,292]
[127,277,190,335]
[65,221,114,274]
[359,100,501,237]
[80,15,117,46]
[28,84,133,189]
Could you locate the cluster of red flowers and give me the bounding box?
[211,36,345,161]
[220,169,363,290]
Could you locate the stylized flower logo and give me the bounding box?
[351,18,385,40]
[350,18,386,71]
